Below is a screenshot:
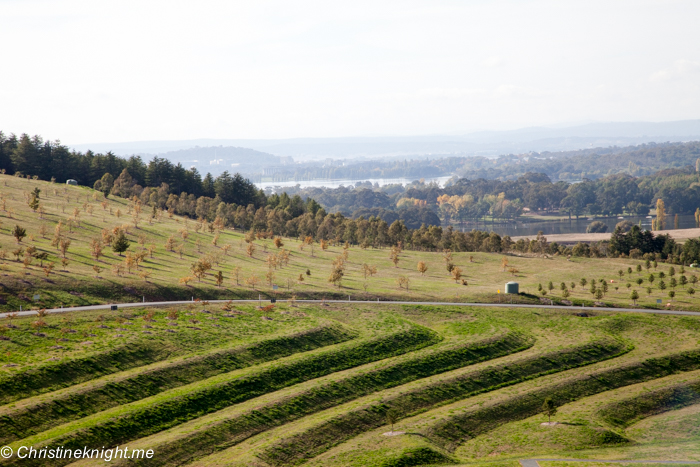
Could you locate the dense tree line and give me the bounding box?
[279,167,700,228]
[0,132,264,207]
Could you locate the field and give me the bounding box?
[1,175,700,315]
[3,176,700,466]
[2,301,700,466]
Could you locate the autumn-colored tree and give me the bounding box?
[266,269,275,286]
[451,267,463,283]
[397,275,410,290]
[231,266,242,286]
[417,261,428,276]
[216,271,224,287]
[247,242,256,257]
[90,238,104,260]
[328,265,344,288]
[43,262,55,278]
[164,235,176,252]
[191,258,212,282]
[178,276,192,286]
[245,274,260,289]
[139,270,152,282]
[274,237,284,249]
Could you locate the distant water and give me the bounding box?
[473,214,698,238]
[257,176,453,190]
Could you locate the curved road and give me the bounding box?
[2,299,700,319]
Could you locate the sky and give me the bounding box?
[1,0,699,144]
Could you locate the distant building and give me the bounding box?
[66,179,78,185]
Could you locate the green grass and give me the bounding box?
[598,378,700,429]
[260,338,629,466]
[125,332,530,467]
[2,324,438,467]
[3,299,700,466]
[425,348,700,452]
[0,324,354,443]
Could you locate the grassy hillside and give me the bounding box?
[1,174,700,314]
[2,301,700,466]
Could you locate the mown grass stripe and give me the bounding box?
[1,326,439,467]
[259,338,629,466]
[122,332,531,467]
[425,346,700,451]
[0,324,355,444]
[598,378,700,428]
[0,341,175,405]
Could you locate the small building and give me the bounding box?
[505,282,519,294]
[66,179,78,185]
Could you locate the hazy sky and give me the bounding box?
[1,0,699,144]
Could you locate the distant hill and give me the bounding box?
[146,146,285,176]
[68,119,700,160]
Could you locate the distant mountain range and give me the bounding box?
[69,119,700,163]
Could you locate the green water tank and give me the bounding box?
[505,282,519,294]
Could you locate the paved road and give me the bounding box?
[520,460,700,466]
[2,298,700,319]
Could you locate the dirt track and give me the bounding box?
[512,228,700,243]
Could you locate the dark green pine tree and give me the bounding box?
[112,231,130,256]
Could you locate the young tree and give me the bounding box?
[688,287,696,297]
[659,280,667,291]
[417,261,428,276]
[669,290,676,301]
[542,398,557,423]
[397,275,410,290]
[112,230,130,256]
[451,267,463,283]
[247,242,256,257]
[179,276,193,286]
[630,289,639,305]
[386,409,399,433]
[216,271,224,287]
[89,238,104,260]
[12,225,26,243]
[245,274,260,290]
[328,266,344,288]
[232,266,242,286]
